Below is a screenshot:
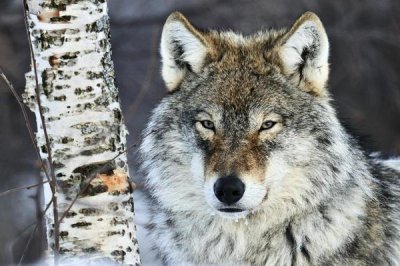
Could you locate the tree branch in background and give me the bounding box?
[18,198,53,266]
[0,180,49,198]
[22,0,60,260]
[0,68,52,183]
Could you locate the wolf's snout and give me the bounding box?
[213,175,245,205]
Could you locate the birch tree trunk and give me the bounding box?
[23,0,140,264]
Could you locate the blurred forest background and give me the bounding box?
[0,0,399,264]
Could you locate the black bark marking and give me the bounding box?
[84,184,108,196]
[54,95,66,101]
[110,217,128,226]
[111,249,126,261]
[73,161,115,177]
[59,231,68,239]
[65,211,77,218]
[82,247,98,253]
[59,248,71,254]
[79,207,101,216]
[109,202,119,211]
[107,231,122,236]
[71,221,92,228]
[53,161,65,168]
[41,145,48,153]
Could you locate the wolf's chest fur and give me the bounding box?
[147,178,400,265]
[140,11,400,266]
[146,174,390,265]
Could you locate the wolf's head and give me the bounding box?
[141,12,355,220]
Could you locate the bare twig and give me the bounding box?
[23,0,59,260]
[58,130,155,224]
[58,143,136,223]
[33,170,46,264]
[18,198,53,266]
[18,222,39,266]
[0,68,52,183]
[0,180,49,198]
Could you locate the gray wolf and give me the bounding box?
[139,11,400,265]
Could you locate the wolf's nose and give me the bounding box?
[213,175,245,205]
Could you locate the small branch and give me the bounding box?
[0,180,49,198]
[18,223,40,266]
[58,130,156,224]
[23,0,59,260]
[0,68,52,183]
[18,198,53,266]
[58,143,136,224]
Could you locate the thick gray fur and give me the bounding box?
[139,11,400,266]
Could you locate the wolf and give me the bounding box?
[139,11,400,265]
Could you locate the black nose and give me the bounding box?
[213,175,245,205]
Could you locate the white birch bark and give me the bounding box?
[23,0,140,264]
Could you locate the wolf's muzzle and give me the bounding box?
[213,175,245,205]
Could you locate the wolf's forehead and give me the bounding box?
[195,31,297,115]
[211,45,274,75]
[207,29,286,70]
[203,66,288,108]
[204,46,285,93]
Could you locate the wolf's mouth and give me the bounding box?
[218,208,244,213]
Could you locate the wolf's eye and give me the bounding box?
[200,120,215,131]
[260,120,276,131]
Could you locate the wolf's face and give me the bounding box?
[142,12,338,219]
[190,77,305,217]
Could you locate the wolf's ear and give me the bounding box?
[160,12,209,91]
[278,12,329,96]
